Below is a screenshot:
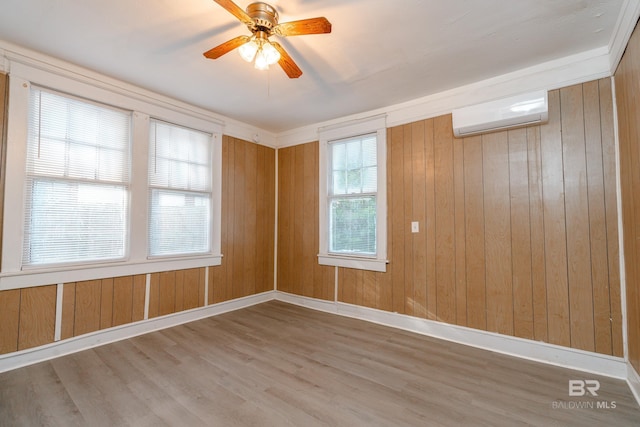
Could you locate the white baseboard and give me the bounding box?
[0,290,275,374]
[275,291,628,380]
[3,288,637,407]
[628,363,640,405]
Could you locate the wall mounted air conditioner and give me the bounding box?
[452,90,548,137]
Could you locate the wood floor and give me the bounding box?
[0,301,638,426]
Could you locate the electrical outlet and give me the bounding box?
[411,221,419,233]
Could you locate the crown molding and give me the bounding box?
[276,46,611,147]
[0,40,276,148]
[608,0,640,73]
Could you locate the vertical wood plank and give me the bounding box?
[561,84,595,352]
[158,271,176,316]
[112,276,133,327]
[277,146,292,294]
[18,285,56,350]
[225,137,236,301]
[390,125,405,314]
[148,273,160,319]
[99,278,114,330]
[434,115,456,324]
[403,124,414,315]
[255,145,267,294]
[508,128,534,340]
[198,267,206,307]
[482,131,513,336]
[463,136,487,330]
[424,120,437,320]
[132,274,146,322]
[583,80,613,355]
[363,271,377,309]
[0,289,21,354]
[600,77,623,357]
[527,126,548,343]
[244,142,257,297]
[411,120,428,319]
[61,283,76,340]
[340,268,356,304]
[232,138,246,300]
[183,268,201,310]
[265,146,276,295]
[292,145,305,297]
[74,280,101,336]
[541,89,570,348]
[453,136,467,326]
[464,136,486,330]
[175,270,185,313]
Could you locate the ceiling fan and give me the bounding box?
[203,0,332,78]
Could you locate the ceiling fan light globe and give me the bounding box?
[238,40,259,62]
[262,42,281,65]
[254,49,270,70]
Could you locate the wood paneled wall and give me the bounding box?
[62,275,148,338]
[278,79,623,356]
[0,135,276,355]
[277,142,335,300]
[615,22,640,373]
[209,136,276,303]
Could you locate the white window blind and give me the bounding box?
[23,88,131,267]
[328,133,377,256]
[148,120,212,257]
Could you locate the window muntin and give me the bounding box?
[148,119,212,257]
[23,88,130,267]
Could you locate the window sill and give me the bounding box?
[318,254,387,273]
[0,254,223,290]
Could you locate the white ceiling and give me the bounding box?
[0,0,629,133]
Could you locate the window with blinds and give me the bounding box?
[148,120,212,257]
[328,133,377,256]
[23,88,131,267]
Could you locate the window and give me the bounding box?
[319,115,387,272]
[23,87,130,267]
[148,120,212,257]
[329,134,377,255]
[1,64,223,288]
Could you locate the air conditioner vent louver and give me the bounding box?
[452,91,548,137]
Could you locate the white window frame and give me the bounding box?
[318,115,387,272]
[147,119,214,258]
[1,62,223,289]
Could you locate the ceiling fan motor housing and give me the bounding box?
[246,2,279,31]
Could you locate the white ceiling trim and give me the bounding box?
[0,40,277,148]
[277,1,640,149]
[277,46,611,148]
[608,0,640,73]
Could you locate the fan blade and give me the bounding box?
[203,35,250,59]
[213,0,254,26]
[271,42,302,78]
[273,17,331,37]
